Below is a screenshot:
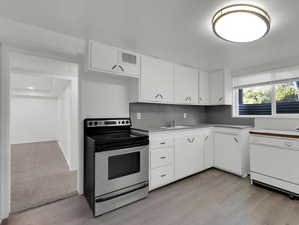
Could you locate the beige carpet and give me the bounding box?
[11,141,77,213]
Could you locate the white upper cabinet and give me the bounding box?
[118,49,140,76]
[209,69,232,105]
[89,41,118,73]
[88,41,140,78]
[209,71,224,104]
[140,55,174,103]
[174,64,198,104]
[198,71,210,105]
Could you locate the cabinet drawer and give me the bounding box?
[250,135,299,151]
[151,147,173,169]
[151,165,173,189]
[150,136,173,149]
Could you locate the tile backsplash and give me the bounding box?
[130,103,254,128]
[206,105,254,126]
[130,103,207,128]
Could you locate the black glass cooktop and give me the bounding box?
[88,132,149,152]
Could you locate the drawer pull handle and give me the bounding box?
[160,174,167,178]
[160,156,166,159]
[160,142,166,145]
[205,136,209,141]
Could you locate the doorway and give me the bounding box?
[9,52,80,213]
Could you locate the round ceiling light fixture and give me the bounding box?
[212,4,271,43]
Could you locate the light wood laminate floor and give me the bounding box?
[4,169,299,225]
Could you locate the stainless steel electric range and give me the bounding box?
[84,118,149,216]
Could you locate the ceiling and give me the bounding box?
[0,0,299,71]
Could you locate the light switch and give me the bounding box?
[137,112,141,120]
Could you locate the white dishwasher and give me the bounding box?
[250,132,299,199]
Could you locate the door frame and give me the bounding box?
[0,44,82,220]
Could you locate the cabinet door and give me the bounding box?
[140,56,174,103]
[203,130,213,169]
[175,134,204,179]
[118,49,140,77]
[174,64,198,104]
[199,71,210,105]
[214,132,241,175]
[89,41,118,72]
[209,71,224,105]
[250,144,299,184]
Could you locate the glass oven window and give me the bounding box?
[108,152,140,180]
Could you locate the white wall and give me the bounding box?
[10,96,58,144]
[57,83,72,169]
[81,72,130,118]
[255,118,299,130]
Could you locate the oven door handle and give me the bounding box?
[95,182,148,203]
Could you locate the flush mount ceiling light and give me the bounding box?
[212,4,271,43]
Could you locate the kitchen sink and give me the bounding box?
[160,125,191,129]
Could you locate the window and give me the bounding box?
[238,85,272,115]
[276,81,299,114]
[235,80,299,117]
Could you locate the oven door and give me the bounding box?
[95,145,149,197]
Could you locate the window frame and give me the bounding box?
[233,81,299,118]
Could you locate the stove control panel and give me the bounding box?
[86,119,131,127]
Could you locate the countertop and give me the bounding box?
[133,123,252,133]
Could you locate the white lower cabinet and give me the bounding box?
[149,127,249,190]
[214,132,241,175]
[213,128,249,177]
[149,135,174,190]
[151,165,174,189]
[151,147,173,169]
[174,134,203,180]
[202,129,213,169]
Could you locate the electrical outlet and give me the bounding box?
[184,113,187,119]
[137,112,141,120]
